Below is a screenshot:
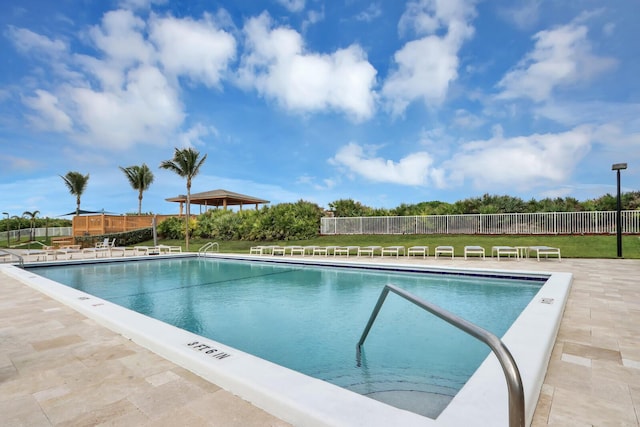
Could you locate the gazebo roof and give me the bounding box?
[165,189,269,208]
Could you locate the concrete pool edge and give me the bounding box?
[2,257,572,427]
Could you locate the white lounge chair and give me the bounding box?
[491,246,519,260]
[312,246,328,256]
[83,238,112,258]
[381,246,405,258]
[358,246,382,257]
[287,246,305,256]
[250,246,266,255]
[271,246,286,256]
[407,246,429,258]
[134,245,161,255]
[435,246,454,259]
[334,246,359,257]
[56,245,82,259]
[528,246,561,261]
[464,246,485,260]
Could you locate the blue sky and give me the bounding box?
[1,0,638,217]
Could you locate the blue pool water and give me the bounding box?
[30,258,544,417]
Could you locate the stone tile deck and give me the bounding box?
[1,256,639,426]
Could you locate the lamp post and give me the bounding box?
[2,212,9,247]
[611,163,627,258]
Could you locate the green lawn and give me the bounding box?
[3,234,638,259]
[140,234,640,259]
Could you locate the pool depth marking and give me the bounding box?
[186,340,232,360]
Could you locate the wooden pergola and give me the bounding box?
[165,189,270,214]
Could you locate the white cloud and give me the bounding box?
[178,123,218,148]
[13,8,240,151]
[6,26,67,55]
[150,14,236,88]
[445,126,593,190]
[329,142,434,185]
[452,109,484,128]
[356,3,382,22]
[118,0,167,10]
[382,0,476,114]
[23,90,73,132]
[276,0,305,13]
[0,154,40,172]
[499,0,541,31]
[237,13,377,121]
[302,8,325,32]
[296,174,336,190]
[87,9,154,67]
[496,22,617,102]
[69,64,184,149]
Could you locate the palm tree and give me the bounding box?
[60,171,90,215]
[23,210,40,241]
[159,147,207,250]
[119,164,155,215]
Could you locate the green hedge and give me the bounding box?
[156,200,324,242]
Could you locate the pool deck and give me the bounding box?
[1,255,639,426]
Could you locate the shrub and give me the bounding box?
[193,200,323,241]
[157,216,185,239]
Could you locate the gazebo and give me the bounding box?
[165,189,270,214]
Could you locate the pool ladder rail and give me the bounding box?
[0,248,24,267]
[197,242,219,256]
[357,284,525,427]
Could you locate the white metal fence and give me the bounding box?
[0,227,72,241]
[320,211,640,235]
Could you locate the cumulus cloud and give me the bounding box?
[23,90,73,132]
[496,22,617,102]
[70,65,184,149]
[150,14,236,87]
[445,126,593,190]
[178,123,218,148]
[382,0,476,114]
[237,13,377,120]
[276,0,305,13]
[6,26,67,55]
[329,142,434,185]
[88,9,154,67]
[12,8,237,151]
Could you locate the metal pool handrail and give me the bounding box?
[0,248,24,267]
[356,284,525,427]
[198,242,219,256]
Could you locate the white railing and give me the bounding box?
[0,227,72,241]
[321,211,640,235]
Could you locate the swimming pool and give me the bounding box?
[28,257,543,417]
[7,255,572,426]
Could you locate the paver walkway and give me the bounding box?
[1,257,639,426]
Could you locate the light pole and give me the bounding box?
[611,163,627,258]
[2,212,9,247]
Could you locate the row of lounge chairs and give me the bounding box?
[249,244,561,261]
[21,239,183,262]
